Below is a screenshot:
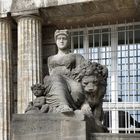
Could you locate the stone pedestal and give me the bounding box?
[91,133,140,140]
[12,114,140,140]
[0,18,12,140]
[12,113,86,140]
[17,15,42,113]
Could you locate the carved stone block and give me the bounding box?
[12,113,87,140]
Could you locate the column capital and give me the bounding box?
[0,16,13,24]
[16,14,43,23]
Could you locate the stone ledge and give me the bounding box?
[12,113,86,140]
[11,0,98,13]
[91,133,140,140]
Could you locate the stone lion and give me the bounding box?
[73,61,109,132]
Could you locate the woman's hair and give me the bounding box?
[54,29,69,41]
[54,29,71,51]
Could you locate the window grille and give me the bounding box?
[69,22,140,133]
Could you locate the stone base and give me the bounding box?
[91,133,140,140]
[12,113,140,140]
[12,113,87,140]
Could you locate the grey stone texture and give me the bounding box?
[91,133,140,140]
[25,29,108,133]
[10,0,140,27]
[17,15,42,113]
[12,113,86,140]
[0,1,139,140]
[11,0,98,13]
[12,114,140,140]
[12,27,56,114]
[0,18,12,140]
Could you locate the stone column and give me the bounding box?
[17,15,42,113]
[0,18,12,140]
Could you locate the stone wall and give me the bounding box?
[42,26,57,77]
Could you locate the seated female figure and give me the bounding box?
[44,30,86,113]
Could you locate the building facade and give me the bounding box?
[0,0,140,140]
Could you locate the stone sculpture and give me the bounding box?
[25,29,108,132]
[25,84,49,114]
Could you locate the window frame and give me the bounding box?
[69,22,140,133]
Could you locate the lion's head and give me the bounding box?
[74,61,108,107]
[82,75,106,107]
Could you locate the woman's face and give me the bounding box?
[56,34,68,50]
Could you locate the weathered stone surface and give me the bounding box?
[11,0,36,12]
[12,113,86,140]
[17,15,42,113]
[0,18,12,140]
[91,133,140,140]
[10,0,140,27]
[40,0,140,27]
[11,0,98,13]
[0,0,12,17]
[25,29,108,134]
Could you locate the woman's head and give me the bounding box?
[54,30,70,50]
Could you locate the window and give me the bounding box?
[70,22,140,133]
